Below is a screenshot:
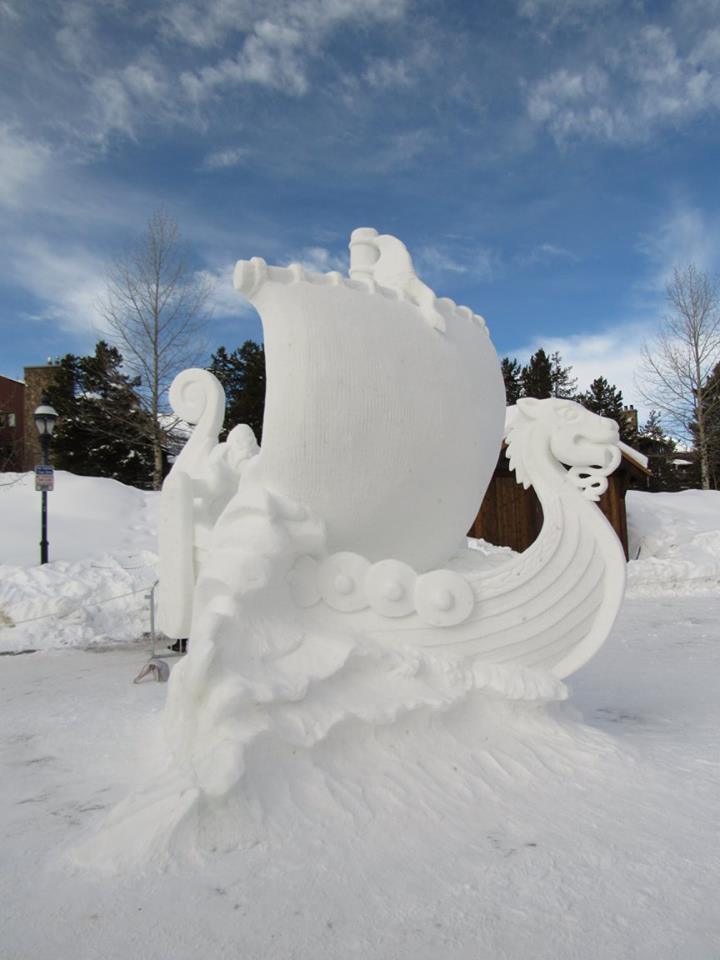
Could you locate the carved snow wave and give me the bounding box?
[166,625,568,795]
[161,479,568,799]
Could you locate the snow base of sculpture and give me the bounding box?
[73,620,571,871]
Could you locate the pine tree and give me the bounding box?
[501,357,523,405]
[579,376,631,436]
[45,342,155,487]
[635,410,680,492]
[549,351,578,399]
[520,349,553,399]
[209,341,266,443]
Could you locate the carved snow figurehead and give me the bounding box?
[507,397,622,502]
[233,227,506,572]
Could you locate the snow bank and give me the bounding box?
[0,471,156,565]
[627,489,720,596]
[0,472,158,652]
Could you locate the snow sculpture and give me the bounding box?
[155,228,626,801]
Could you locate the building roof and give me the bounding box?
[618,441,649,471]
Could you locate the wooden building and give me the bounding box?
[469,444,651,560]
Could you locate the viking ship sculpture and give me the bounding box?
[154,228,626,794]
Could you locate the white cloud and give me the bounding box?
[293,246,346,273]
[7,239,108,335]
[55,0,97,69]
[512,323,653,411]
[362,56,416,90]
[527,22,720,144]
[181,24,309,99]
[418,244,500,282]
[160,0,248,49]
[521,242,579,265]
[198,263,256,317]
[178,0,407,100]
[518,0,616,27]
[2,0,411,162]
[0,1,20,20]
[0,126,51,208]
[358,129,434,173]
[87,75,138,142]
[420,247,470,274]
[202,146,250,170]
[163,0,406,50]
[51,0,176,152]
[83,58,172,148]
[637,203,720,292]
[4,242,256,342]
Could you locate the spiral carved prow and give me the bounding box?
[166,369,226,478]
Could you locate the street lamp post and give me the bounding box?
[34,396,58,565]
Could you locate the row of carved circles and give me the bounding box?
[288,552,474,627]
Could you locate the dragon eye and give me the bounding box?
[558,406,579,422]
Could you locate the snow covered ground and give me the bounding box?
[1,473,719,958]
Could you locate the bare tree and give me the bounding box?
[100,209,212,489]
[639,264,720,490]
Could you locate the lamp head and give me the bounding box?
[34,396,58,437]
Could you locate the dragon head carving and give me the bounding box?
[507,398,621,501]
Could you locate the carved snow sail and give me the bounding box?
[233,228,507,572]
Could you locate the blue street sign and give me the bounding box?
[35,464,54,492]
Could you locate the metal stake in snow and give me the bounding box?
[133,581,180,684]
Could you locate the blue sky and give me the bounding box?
[2,0,720,414]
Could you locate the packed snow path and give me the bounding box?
[1,596,718,960]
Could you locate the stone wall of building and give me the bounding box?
[22,365,60,470]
